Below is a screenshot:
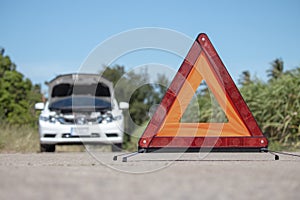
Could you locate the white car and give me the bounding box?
[35,73,128,152]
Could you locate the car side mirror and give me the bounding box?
[119,102,129,109]
[35,102,45,110]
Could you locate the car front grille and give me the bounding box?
[61,133,100,138]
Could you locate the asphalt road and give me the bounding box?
[0,151,300,200]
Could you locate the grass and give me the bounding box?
[268,140,300,152]
[0,124,40,153]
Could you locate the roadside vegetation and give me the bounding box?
[0,124,39,152]
[0,48,299,152]
[240,60,300,151]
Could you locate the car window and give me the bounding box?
[52,83,111,97]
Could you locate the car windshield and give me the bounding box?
[49,97,111,111]
[51,83,111,97]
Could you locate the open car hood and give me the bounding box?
[47,74,114,109]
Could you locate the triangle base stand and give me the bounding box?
[112,147,283,162]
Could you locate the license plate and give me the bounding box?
[70,127,89,136]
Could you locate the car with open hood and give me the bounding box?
[35,73,128,152]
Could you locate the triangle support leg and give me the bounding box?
[113,149,145,162]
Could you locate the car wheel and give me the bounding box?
[40,144,56,152]
[111,143,122,152]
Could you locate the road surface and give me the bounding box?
[0,151,299,200]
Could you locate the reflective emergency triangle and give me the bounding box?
[138,33,268,152]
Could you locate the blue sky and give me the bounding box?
[1,0,300,92]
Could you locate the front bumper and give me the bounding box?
[39,121,124,145]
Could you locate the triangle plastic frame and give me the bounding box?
[138,33,268,152]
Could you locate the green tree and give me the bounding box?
[0,50,42,126]
[101,65,125,85]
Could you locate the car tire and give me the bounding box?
[111,143,122,152]
[40,144,56,152]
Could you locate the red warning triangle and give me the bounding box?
[138,33,268,152]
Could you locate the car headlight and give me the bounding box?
[39,116,49,122]
[97,114,115,124]
[39,115,56,123]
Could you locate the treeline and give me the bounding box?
[0,49,42,126]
